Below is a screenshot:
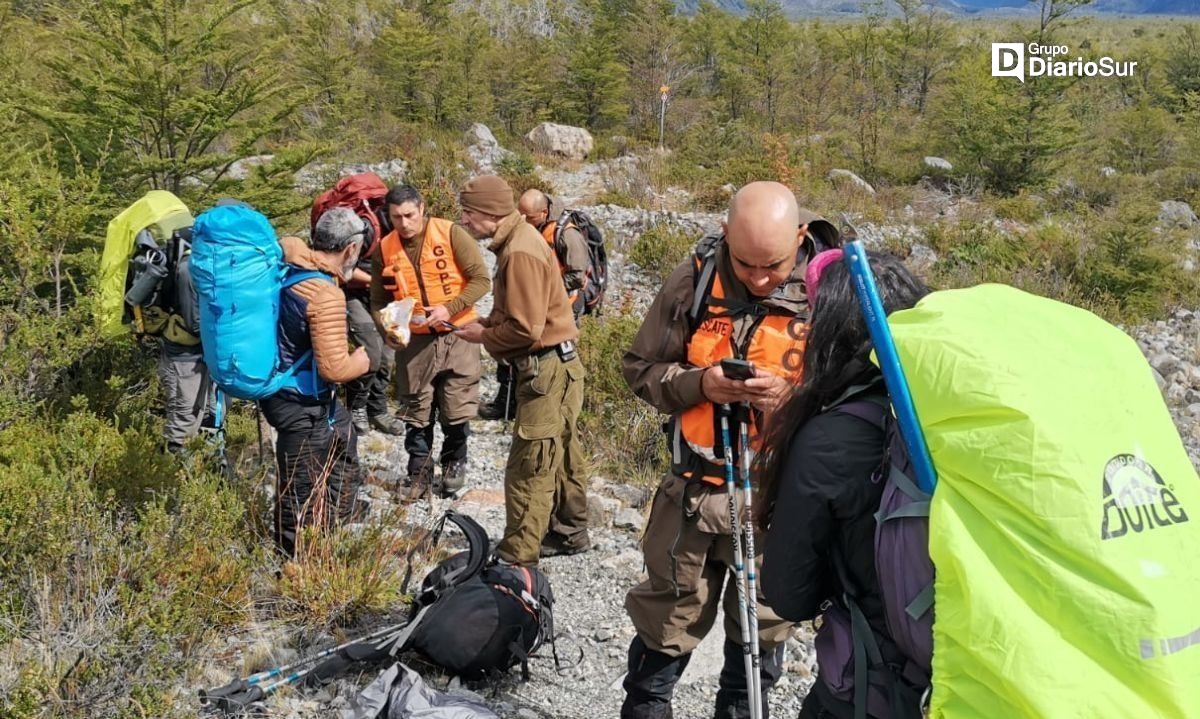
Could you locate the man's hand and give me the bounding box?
[351,346,369,363]
[418,304,451,328]
[456,321,485,344]
[701,366,794,410]
[744,370,792,412]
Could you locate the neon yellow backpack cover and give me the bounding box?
[96,190,193,337]
[887,284,1200,719]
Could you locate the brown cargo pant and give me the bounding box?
[394,331,481,425]
[495,351,589,565]
[626,473,792,656]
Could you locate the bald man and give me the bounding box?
[619,182,838,719]
[518,189,590,318]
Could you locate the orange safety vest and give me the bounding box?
[540,220,580,305]
[380,217,478,333]
[670,262,808,487]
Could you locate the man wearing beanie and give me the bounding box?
[370,184,491,498]
[456,175,591,564]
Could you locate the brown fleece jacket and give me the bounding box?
[280,236,369,383]
[482,212,578,360]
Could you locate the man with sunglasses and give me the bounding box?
[264,207,371,556]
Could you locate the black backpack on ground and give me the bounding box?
[306,511,556,684]
[553,209,608,316]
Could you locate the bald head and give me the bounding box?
[724,181,804,297]
[518,189,551,229]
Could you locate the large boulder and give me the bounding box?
[525,122,594,161]
[464,122,513,174]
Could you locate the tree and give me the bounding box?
[724,0,792,133]
[22,0,313,199]
[563,14,629,129]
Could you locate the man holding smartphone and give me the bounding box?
[619,181,839,719]
[371,184,491,497]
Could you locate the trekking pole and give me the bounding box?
[199,621,407,708]
[719,404,762,719]
[737,405,763,719]
[840,237,937,494]
[213,386,230,479]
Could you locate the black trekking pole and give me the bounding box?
[199,621,408,711]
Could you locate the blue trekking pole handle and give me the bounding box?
[842,241,938,494]
[213,387,225,430]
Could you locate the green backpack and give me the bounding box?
[886,284,1200,718]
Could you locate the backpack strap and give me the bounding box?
[277,269,336,405]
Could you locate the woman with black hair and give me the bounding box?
[756,250,931,719]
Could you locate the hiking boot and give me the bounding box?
[441,460,468,496]
[368,412,404,436]
[350,407,369,433]
[399,465,434,503]
[540,532,591,557]
[477,393,516,422]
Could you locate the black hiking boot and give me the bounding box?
[350,407,369,434]
[540,532,591,557]
[368,412,404,436]
[440,460,468,496]
[478,393,516,421]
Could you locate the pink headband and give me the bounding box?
[805,248,844,306]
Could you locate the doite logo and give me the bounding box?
[1100,454,1189,541]
[991,42,1139,82]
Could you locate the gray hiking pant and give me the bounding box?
[158,341,216,452]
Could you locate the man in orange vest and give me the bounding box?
[619,181,838,719]
[370,185,491,496]
[455,175,590,564]
[478,189,591,421]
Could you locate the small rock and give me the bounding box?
[924,156,953,171]
[614,508,646,532]
[1151,368,1168,391]
[602,482,652,508]
[827,169,875,194]
[594,627,614,642]
[1158,200,1197,229]
[588,495,622,527]
[1149,352,1180,377]
[1100,166,1118,178]
[906,244,939,275]
[518,709,539,719]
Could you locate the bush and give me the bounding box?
[578,313,667,485]
[628,223,695,283]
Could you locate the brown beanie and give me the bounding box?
[458,175,516,216]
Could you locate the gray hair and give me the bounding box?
[313,207,367,251]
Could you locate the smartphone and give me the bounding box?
[437,320,461,332]
[719,358,756,381]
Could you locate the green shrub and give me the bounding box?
[628,223,695,283]
[578,314,667,486]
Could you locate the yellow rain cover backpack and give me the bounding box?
[96,190,194,341]
[886,284,1200,718]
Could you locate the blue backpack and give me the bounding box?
[191,205,330,401]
